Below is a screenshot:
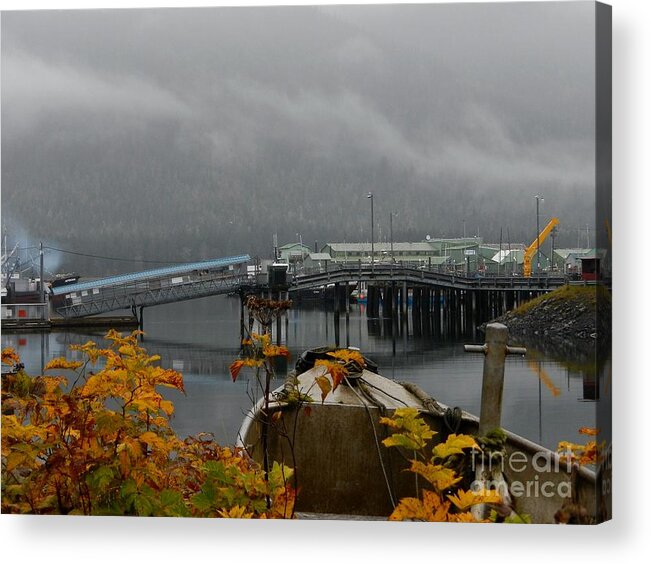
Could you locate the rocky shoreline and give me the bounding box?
[479,285,611,358]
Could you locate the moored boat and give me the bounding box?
[237,348,603,523]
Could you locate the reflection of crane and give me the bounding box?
[523,217,560,277]
[527,359,561,397]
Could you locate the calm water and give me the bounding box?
[2,296,605,451]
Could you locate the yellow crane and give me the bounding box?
[523,217,560,277]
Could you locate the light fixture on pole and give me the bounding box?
[296,233,304,263]
[367,192,374,274]
[389,211,397,264]
[534,194,544,275]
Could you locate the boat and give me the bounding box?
[50,272,81,289]
[237,347,604,523]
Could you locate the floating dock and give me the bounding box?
[2,315,139,333]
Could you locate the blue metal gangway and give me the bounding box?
[50,255,251,318]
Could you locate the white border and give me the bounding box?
[1,1,649,562]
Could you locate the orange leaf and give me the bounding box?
[263,345,290,359]
[579,427,599,436]
[229,359,263,382]
[314,374,332,403]
[2,348,20,366]
[229,360,246,382]
[314,359,348,391]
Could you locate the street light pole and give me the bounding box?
[367,192,374,274]
[39,241,45,319]
[390,211,395,264]
[534,195,544,275]
[298,233,304,266]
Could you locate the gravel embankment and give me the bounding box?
[480,285,611,357]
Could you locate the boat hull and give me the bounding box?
[238,367,600,522]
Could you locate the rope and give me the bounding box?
[344,375,397,509]
[360,378,410,407]
[443,406,463,434]
[357,380,387,415]
[398,381,445,416]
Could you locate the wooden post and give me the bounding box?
[240,292,245,343]
[276,291,282,346]
[411,286,420,335]
[401,281,407,319]
[464,323,526,435]
[334,283,340,315]
[334,309,340,347]
[433,287,441,335]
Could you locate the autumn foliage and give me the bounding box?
[557,427,601,466]
[380,408,501,522]
[1,332,295,517]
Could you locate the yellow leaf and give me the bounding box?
[447,488,501,511]
[389,497,428,521]
[388,491,451,522]
[579,427,599,436]
[410,460,461,491]
[326,349,366,368]
[423,490,451,522]
[218,505,254,519]
[448,511,483,523]
[251,332,271,348]
[432,434,480,459]
[159,399,175,417]
[44,357,84,371]
[379,407,435,450]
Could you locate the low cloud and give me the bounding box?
[2,51,194,133]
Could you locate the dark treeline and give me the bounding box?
[1,5,597,276]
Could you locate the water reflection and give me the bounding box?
[1,295,608,451]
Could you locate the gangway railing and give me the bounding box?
[51,255,251,318]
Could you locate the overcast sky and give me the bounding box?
[1,2,598,272]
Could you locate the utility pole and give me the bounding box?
[367,192,374,274]
[550,226,557,273]
[498,227,503,276]
[534,195,544,275]
[39,241,45,319]
[390,211,396,264]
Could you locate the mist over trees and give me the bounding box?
[1,4,597,276]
